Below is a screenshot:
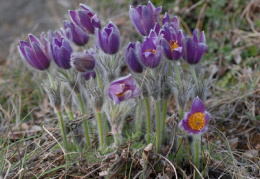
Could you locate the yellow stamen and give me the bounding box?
[188,112,205,131]
[116,84,127,97]
[145,49,156,54]
[169,40,179,51]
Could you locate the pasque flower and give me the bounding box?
[97,22,120,54]
[50,31,73,69]
[129,1,162,36]
[63,20,89,46]
[125,42,143,73]
[160,14,183,60]
[70,52,95,73]
[108,74,141,104]
[141,30,162,68]
[179,97,210,134]
[19,34,51,70]
[182,29,208,64]
[69,4,101,34]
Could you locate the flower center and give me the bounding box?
[145,49,156,54]
[188,112,205,131]
[169,40,179,51]
[116,84,127,97]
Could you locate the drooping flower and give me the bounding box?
[125,42,143,73]
[69,4,101,34]
[160,14,183,60]
[97,22,120,54]
[108,74,141,104]
[50,31,73,69]
[129,1,162,36]
[18,34,52,71]
[63,20,89,46]
[140,30,162,68]
[70,52,95,73]
[179,97,210,134]
[182,29,208,64]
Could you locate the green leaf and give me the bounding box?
[247,46,259,57]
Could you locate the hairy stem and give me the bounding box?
[56,110,70,161]
[190,65,199,90]
[76,94,91,147]
[135,100,142,132]
[96,110,104,150]
[144,97,151,144]
[193,135,201,179]
[155,100,161,153]
[161,99,168,144]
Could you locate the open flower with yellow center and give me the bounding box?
[141,30,162,68]
[179,97,210,134]
[160,13,183,60]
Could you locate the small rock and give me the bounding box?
[229,138,238,149]
[242,150,259,159]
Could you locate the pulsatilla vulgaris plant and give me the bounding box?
[18,1,213,176]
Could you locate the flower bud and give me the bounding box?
[97,22,120,54]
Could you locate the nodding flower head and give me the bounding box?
[18,34,51,70]
[140,30,162,68]
[129,1,162,36]
[97,22,120,55]
[70,51,95,73]
[63,20,89,46]
[179,97,210,135]
[108,74,141,104]
[69,4,101,34]
[182,29,208,64]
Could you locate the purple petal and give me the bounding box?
[126,43,143,73]
[161,38,173,60]
[24,46,44,70]
[78,10,94,33]
[59,46,71,69]
[190,97,206,114]
[199,31,206,43]
[193,43,208,64]
[129,6,146,36]
[192,29,199,44]
[32,42,50,69]
[142,6,155,36]
[162,13,170,25]
[29,34,41,47]
[183,37,196,64]
[107,31,120,54]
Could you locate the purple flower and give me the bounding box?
[162,13,179,32]
[69,4,101,34]
[70,52,95,73]
[108,74,141,104]
[97,22,120,54]
[141,30,162,68]
[50,31,73,69]
[18,34,51,70]
[179,97,210,135]
[125,42,143,73]
[160,14,183,60]
[129,1,162,36]
[182,29,208,64]
[82,71,96,80]
[63,20,89,46]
